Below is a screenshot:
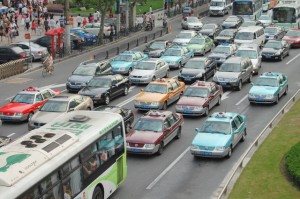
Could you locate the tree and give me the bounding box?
[128,0,144,29]
[98,0,115,44]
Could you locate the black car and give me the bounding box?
[214,29,238,45]
[240,20,264,28]
[178,57,217,83]
[94,105,134,133]
[0,46,28,64]
[264,26,286,42]
[143,40,172,58]
[0,136,12,148]
[199,23,222,39]
[261,40,290,61]
[66,60,112,92]
[222,16,243,29]
[78,74,130,105]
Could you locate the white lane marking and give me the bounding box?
[221,91,231,100]
[128,86,135,92]
[146,147,190,190]
[7,133,15,137]
[235,94,248,106]
[286,53,300,65]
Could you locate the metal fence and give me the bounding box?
[217,89,300,199]
[0,59,28,80]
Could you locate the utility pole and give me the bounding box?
[116,0,121,36]
[126,0,129,29]
[64,0,71,55]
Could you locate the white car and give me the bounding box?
[10,42,48,61]
[173,30,199,45]
[181,16,203,30]
[258,15,272,27]
[83,23,111,37]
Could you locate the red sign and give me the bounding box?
[25,33,31,39]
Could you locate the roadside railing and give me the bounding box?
[217,89,300,199]
[0,59,27,80]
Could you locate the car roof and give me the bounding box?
[79,59,109,67]
[121,51,141,55]
[207,112,237,122]
[260,72,283,79]
[141,58,161,63]
[179,30,197,33]
[225,56,246,63]
[18,87,52,95]
[190,81,216,89]
[141,110,172,120]
[49,94,81,102]
[238,43,259,50]
[188,57,208,61]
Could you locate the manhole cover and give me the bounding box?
[4,78,32,84]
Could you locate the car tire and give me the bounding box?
[274,94,279,104]
[162,102,167,110]
[87,107,92,110]
[104,95,110,105]
[157,142,164,155]
[248,74,252,83]
[250,101,255,105]
[217,96,221,106]
[175,126,182,139]
[92,186,104,199]
[241,129,246,142]
[287,50,290,56]
[284,86,288,95]
[152,76,156,81]
[226,146,232,159]
[165,70,169,78]
[123,86,129,96]
[237,80,242,91]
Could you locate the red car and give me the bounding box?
[126,110,184,155]
[282,28,300,48]
[0,87,60,122]
[175,81,223,116]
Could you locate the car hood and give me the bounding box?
[173,38,191,44]
[187,44,205,49]
[200,29,213,34]
[68,75,93,83]
[144,48,164,53]
[262,48,280,54]
[208,53,228,58]
[187,22,203,27]
[31,111,65,123]
[0,102,34,113]
[127,131,163,144]
[111,61,132,69]
[136,92,166,102]
[79,87,110,95]
[131,69,154,76]
[177,96,208,106]
[192,132,231,147]
[161,56,181,62]
[181,68,204,76]
[215,71,240,79]
[209,6,224,11]
[249,85,278,95]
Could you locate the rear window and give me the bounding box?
[11,47,24,54]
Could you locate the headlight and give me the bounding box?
[230,78,238,82]
[176,105,183,110]
[81,82,86,86]
[15,112,23,116]
[190,145,199,150]
[265,94,274,99]
[209,33,214,36]
[248,93,255,98]
[151,102,160,106]
[194,106,203,111]
[213,76,218,81]
[144,144,155,148]
[134,100,141,105]
[94,94,102,99]
[215,146,225,151]
[275,51,281,55]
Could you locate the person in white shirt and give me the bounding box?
[22,6,28,15]
[49,17,56,29]
[76,14,82,27]
[93,11,99,23]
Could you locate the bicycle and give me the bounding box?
[42,62,54,77]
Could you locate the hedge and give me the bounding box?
[285,141,300,188]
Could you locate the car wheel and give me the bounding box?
[157,142,164,155]
[175,126,182,139]
[123,86,129,96]
[241,129,246,142]
[27,112,34,121]
[152,76,156,81]
[162,102,167,110]
[165,70,169,78]
[87,107,91,110]
[217,96,221,106]
[92,186,104,199]
[204,106,209,116]
[237,80,242,91]
[125,122,131,133]
[284,86,288,95]
[274,94,279,104]
[226,146,232,159]
[248,74,252,83]
[104,95,110,105]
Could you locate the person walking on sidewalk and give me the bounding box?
[49,16,55,29]
[69,15,74,28]
[31,19,37,35]
[25,14,30,31]
[59,14,65,27]
[151,12,155,28]
[76,14,82,27]
[9,19,18,43]
[44,17,49,32]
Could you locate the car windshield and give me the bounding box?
[40,101,68,112]
[189,38,205,44]
[11,94,35,104]
[241,21,256,27]
[149,42,165,49]
[219,30,234,37]
[187,17,199,22]
[144,84,167,94]
[134,119,163,132]
[73,66,96,76]
[200,121,231,135]
[235,32,253,40]
[183,87,209,98]
[286,30,300,37]
[114,55,132,62]
[164,49,181,56]
[235,50,257,59]
[225,17,239,22]
[184,60,205,69]
[202,24,215,29]
[213,46,230,54]
[87,78,111,87]
[135,62,156,70]
[254,77,279,87]
[219,63,241,72]
[264,27,277,34]
[176,32,193,39]
[265,41,282,49]
[211,2,224,6]
[259,15,270,20]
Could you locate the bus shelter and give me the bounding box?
[45,27,65,58]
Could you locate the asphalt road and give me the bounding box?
[1,10,300,199]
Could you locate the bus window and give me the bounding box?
[41,183,62,199]
[113,125,124,153]
[62,167,83,198]
[82,155,99,178]
[19,186,40,199]
[60,157,80,178]
[40,172,60,194]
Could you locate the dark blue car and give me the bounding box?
[70,28,97,45]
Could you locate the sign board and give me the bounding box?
[25,33,31,40]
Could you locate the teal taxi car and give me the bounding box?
[111,51,148,75]
[248,72,288,105]
[186,35,214,56]
[160,46,194,69]
[190,112,247,158]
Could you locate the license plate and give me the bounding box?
[132,148,141,152]
[256,98,265,102]
[200,151,212,156]
[3,116,12,120]
[141,105,150,109]
[220,82,226,86]
[71,85,81,88]
[265,55,271,58]
[183,109,193,114]
[185,78,191,81]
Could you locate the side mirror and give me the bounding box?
[141,89,144,92]
[195,128,200,133]
[251,82,254,85]
[242,69,246,73]
[68,108,75,112]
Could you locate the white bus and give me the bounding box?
[232,0,263,20]
[0,110,127,199]
[272,0,300,29]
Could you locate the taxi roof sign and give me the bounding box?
[23,87,39,92]
[146,110,165,117]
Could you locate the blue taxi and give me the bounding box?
[160,45,194,69]
[190,112,247,158]
[111,51,148,75]
[248,72,288,105]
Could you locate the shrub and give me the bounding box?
[285,141,300,188]
[47,4,65,13]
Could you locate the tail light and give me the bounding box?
[107,28,111,31]
[20,53,26,58]
[37,51,42,54]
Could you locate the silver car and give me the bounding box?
[28,94,93,130]
[258,15,272,26]
[181,16,203,30]
[173,30,199,45]
[83,23,111,37]
[235,43,261,74]
[129,58,170,84]
[10,41,48,61]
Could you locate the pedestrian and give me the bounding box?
[7,26,12,44]
[149,5,152,13]
[142,12,146,27]
[22,5,28,16]
[31,19,36,35]
[83,17,87,27]
[0,19,4,42]
[59,14,64,27]
[25,14,30,31]
[151,12,155,28]
[44,17,49,32]
[10,19,17,43]
[69,15,74,27]
[76,14,82,27]
[88,13,94,23]
[18,1,23,15]
[49,17,55,29]
[93,10,99,23]
[55,20,60,28]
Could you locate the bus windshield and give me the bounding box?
[211,2,225,7]
[233,1,253,15]
[273,7,296,23]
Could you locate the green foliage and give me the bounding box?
[285,142,300,187]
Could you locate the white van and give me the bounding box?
[234,26,265,47]
[209,0,232,16]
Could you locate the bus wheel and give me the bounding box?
[92,186,104,199]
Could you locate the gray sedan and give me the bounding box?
[181,16,203,30]
[129,58,170,84]
[10,41,48,61]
